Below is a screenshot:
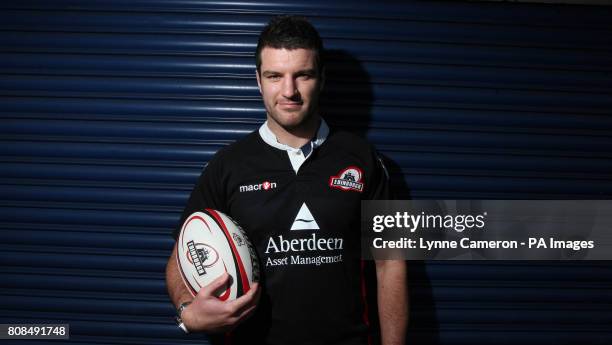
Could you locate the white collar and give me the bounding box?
[258,118,329,153]
[258,118,329,173]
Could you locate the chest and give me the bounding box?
[225,150,369,244]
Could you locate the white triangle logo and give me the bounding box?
[290,202,320,230]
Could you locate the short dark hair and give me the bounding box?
[256,15,324,75]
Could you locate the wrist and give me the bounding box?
[181,305,196,332]
[176,301,193,333]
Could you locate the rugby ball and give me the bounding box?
[176,209,260,300]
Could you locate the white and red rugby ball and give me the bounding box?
[176,209,259,300]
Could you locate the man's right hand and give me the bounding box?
[166,242,261,334]
[182,273,260,333]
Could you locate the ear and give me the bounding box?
[255,69,263,95]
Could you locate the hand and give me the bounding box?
[182,273,260,333]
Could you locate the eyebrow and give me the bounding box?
[296,69,317,76]
[261,69,317,77]
[261,71,280,77]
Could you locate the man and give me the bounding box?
[166,15,407,345]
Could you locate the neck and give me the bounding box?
[267,115,320,149]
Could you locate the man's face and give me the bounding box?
[256,47,322,131]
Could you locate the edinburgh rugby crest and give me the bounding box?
[329,166,364,192]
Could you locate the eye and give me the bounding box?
[267,74,281,81]
[297,73,313,80]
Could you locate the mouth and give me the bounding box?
[278,102,303,110]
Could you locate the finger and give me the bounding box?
[237,303,258,321]
[249,283,261,303]
[200,272,230,298]
[225,303,257,330]
[227,282,260,312]
[238,282,259,306]
[231,290,260,317]
[246,282,259,294]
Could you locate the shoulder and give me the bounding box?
[325,129,378,157]
[323,128,390,198]
[209,130,262,164]
[324,128,388,177]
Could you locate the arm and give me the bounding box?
[375,259,408,345]
[166,242,260,333]
[166,243,193,308]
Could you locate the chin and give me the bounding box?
[279,120,307,131]
[273,113,309,128]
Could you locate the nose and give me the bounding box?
[281,77,298,98]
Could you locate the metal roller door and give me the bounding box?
[1,1,611,344]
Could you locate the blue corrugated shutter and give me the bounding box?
[1,1,611,344]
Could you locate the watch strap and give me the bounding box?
[177,301,192,318]
[176,301,192,334]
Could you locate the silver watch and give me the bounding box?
[175,301,192,334]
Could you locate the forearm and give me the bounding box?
[166,243,194,308]
[376,260,408,345]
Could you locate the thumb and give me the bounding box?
[200,272,231,298]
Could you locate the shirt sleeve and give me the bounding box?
[172,155,228,240]
[366,149,392,200]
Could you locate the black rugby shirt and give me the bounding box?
[173,119,390,345]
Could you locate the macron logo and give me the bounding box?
[239,181,277,193]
